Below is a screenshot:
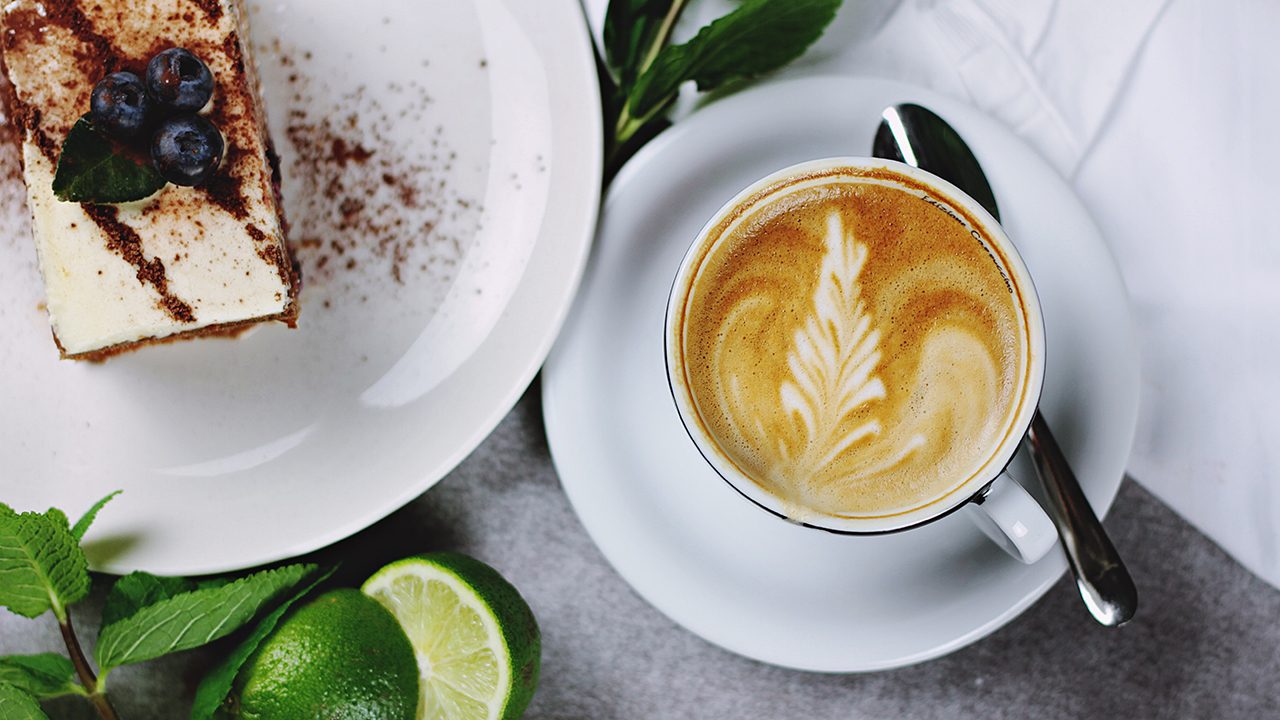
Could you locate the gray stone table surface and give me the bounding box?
[4,378,1279,720]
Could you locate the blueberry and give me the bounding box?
[90,72,152,138]
[146,48,214,112]
[151,114,224,186]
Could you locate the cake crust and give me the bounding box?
[1,0,298,360]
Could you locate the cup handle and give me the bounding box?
[961,470,1058,564]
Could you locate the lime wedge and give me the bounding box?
[361,552,540,720]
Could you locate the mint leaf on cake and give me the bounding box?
[55,49,224,202]
[51,115,167,204]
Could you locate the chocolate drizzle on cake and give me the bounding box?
[29,110,60,167]
[198,151,250,220]
[82,204,195,323]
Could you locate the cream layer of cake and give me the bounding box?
[1,0,298,360]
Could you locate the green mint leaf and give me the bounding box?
[604,0,686,93]
[39,510,70,534]
[93,564,315,673]
[190,565,337,720]
[52,115,166,204]
[0,682,52,720]
[0,504,90,620]
[70,491,120,542]
[192,576,235,592]
[0,655,81,699]
[101,572,198,629]
[626,0,841,127]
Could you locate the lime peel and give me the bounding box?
[230,587,418,720]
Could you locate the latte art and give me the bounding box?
[675,170,1033,519]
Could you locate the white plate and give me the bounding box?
[0,0,601,575]
[542,77,1139,672]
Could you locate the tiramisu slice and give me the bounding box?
[1,0,298,360]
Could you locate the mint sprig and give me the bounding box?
[603,0,842,171]
[0,654,82,699]
[94,565,314,674]
[70,492,120,543]
[0,494,327,720]
[0,681,53,720]
[190,565,336,720]
[0,502,91,622]
[51,116,166,204]
[604,0,685,95]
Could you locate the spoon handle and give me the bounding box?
[1026,410,1137,626]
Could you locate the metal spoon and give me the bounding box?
[873,103,1137,626]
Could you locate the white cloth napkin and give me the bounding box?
[581,0,1280,589]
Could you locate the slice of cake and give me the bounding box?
[1,0,298,360]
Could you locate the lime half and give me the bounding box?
[361,552,541,720]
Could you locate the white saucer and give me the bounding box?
[542,77,1140,672]
[0,0,600,576]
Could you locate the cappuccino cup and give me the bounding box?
[665,157,1057,563]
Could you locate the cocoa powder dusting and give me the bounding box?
[0,97,30,253]
[187,0,224,24]
[277,60,482,296]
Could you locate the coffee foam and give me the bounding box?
[675,169,1031,519]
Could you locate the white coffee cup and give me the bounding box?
[665,157,1056,563]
